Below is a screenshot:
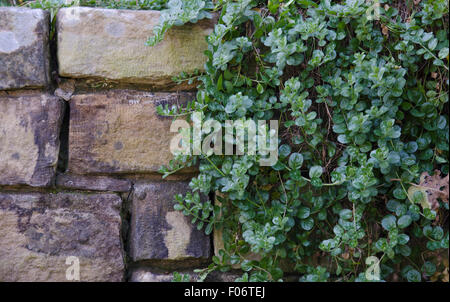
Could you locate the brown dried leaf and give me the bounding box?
[442,268,449,282]
[431,258,449,282]
[341,252,350,260]
[409,170,449,210]
[381,24,389,37]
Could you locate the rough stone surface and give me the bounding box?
[129,268,241,282]
[130,269,175,282]
[68,90,193,174]
[129,268,190,282]
[0,192,124,281]
[130,181,211,262]
[56,173,131,192]
[0,8,50,90]
[0,94,63,187]
[54,79,76,101]
[57,7,213,89]
[207,271,243,282]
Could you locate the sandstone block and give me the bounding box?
[57,7,213,89]
[129,181,210,262]
[68,90,193,174]
[129,268,241,282]
[0,192,124,281]
[0,7,50,90]
[0,94,63,187]
[129,268,187,282]
[56,173,131,192]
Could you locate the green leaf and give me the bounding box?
[431,227,444,240]
[297,207,311,219]
[393,187,407,200]
[397,245,411,257]
[438,47,449,59]
[423,225,433,237]
[423,208,437,220]
[428,38,438,51]
[339,209,353,220]
[217,74,223,91]
[422,261,436,276]
[205,222,213,235]
[212,256,220,265]
[300,217,314,231]
[174,204,184,211]
[319,239,337,251]
[241,260,253,272]
[257,83,264,94]
[381,215,397,231]
[397,215,412,229]
[398,234,410,245]
[406,269,421,282]
[279,144,292,158]
[289,153,304,169]
[311,177,323,188]
[309,166,323,178]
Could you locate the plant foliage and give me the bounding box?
[154,0,449,282]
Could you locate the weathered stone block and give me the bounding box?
[130,268,241,282]
[68,90,193,174]
[130,269,175,282]
[130,268,190,282]
[0,7,50,90]
[0,192,124,281]
[57,7,213,89]
[130,181,210,262]
[56,173,131,192]
[0,94,63,187]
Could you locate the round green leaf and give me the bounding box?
[300,217,314,231]
[406,269,421,282]
[381,215,397,231]
[397,215,412,229]
[289,153,304,169]
[309,166,323,178]
[297,206,311,219]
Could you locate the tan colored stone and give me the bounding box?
[68,90,193,174]
[129,181,210,262]
[130,269,177,282]
[0,94,63,187]
[129,268,200,282]
[0,192,124,281]
[0,7,50,90]
[56,173,131,192]
[57,7,213,89]
[129,268,242,282]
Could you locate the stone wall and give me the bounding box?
[0,6,223,282]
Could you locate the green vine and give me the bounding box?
[154,0,449,282]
